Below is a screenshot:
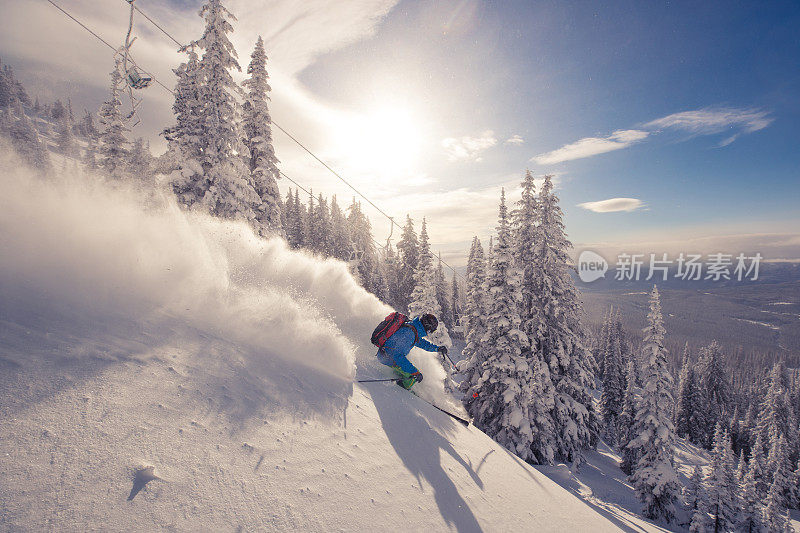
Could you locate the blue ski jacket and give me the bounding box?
[376,316,439,374]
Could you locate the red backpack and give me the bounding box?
[371,312,418,348]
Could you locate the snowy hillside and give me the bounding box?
[1,153,628,532]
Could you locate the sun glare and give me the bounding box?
[334,106,424,178]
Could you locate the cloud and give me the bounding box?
[644,107,773,136]
[441,130,497,161]
[531,129,649,165]
[505,135,524,146]
[578,198,645,213]
[532,107,774,166]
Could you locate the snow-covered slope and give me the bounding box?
[0,153,623,531]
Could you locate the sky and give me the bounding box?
[1,0,799,266]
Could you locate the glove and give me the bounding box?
[437,346,449,357]
[411,371,423,383]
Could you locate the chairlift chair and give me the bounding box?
[126,67,152,89]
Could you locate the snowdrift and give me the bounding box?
[0,151,625,531]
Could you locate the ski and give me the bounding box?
[358,377,470,426]
[424,400,470,427]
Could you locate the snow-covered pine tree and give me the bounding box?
[128,137,154,181]
[6,100,50,171]
[512,169,540,343]
[242,36,282,237]
[688,495,709,533]
[628,285,680,522]
[756,361,799,472]
[685,464,703,516]
[381,243,401,310]
[675,343,706,446]
[309,193,332,257]
[460,237,489,413]
[739,456,766,532]
[698,340,730,447]
[789,459,800,510]
[510,169,558,463]
[434,254,453,331]
[767,434,793,508]
[675,342,692,437]
[531,174,597,463]
[450,271,461,336]
[408,218,452,392]
[706,422,738,533]
[396,215,419,313]
[291,189,307,248]
[408,219,451,343]
[173,1,261,226]
[619,357,639,475]
[599,309,625,445]
[97,60,130,179]
[764,450,790,532]
[56,110,78,157]
[467,190,541,461]
[163,44,204,202]
[347,199,384,300]
[329,195,351,262]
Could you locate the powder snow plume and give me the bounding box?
[0,147,390,385]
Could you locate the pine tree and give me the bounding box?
[242,36,282,236]
[688,495,709,533]
[530,175,597,462]
[328,195,351,262]
[767,434,793,507]
[163,44,203,200]
[619,358,639,475]
[56,110,78,157]
[600,308,625,444]
[750,431,769,498]
[169,1,261,226]
[757,361,799,472]
[434,254,453,331]
[685,464,703,515]
[764,466,789,531]
[396,215,419,313]
[408,219,452,389]
[467,190,543,461]
[513,169,540,344]
[289,189,306,248]
[309,193,331,256]
[6,100,50,171]
[739,457,766,533]
[460,237,489,413]
[128,137,154,181]
[347,200,384,300]
[628,286,680,522]
[675,342,692,437]
[698,340,730,447]
[706,423,738,533]
[789,459,800,510]
[450,271,461,335]
[97,60,130,179]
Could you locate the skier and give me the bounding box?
[375,313,448,390]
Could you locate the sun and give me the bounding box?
[333,106,424,179]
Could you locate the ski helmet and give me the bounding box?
[421,313,438,333]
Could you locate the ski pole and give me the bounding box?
[356,378,401,383]
[442,352,458,369]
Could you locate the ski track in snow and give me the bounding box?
[0,154,630,532]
